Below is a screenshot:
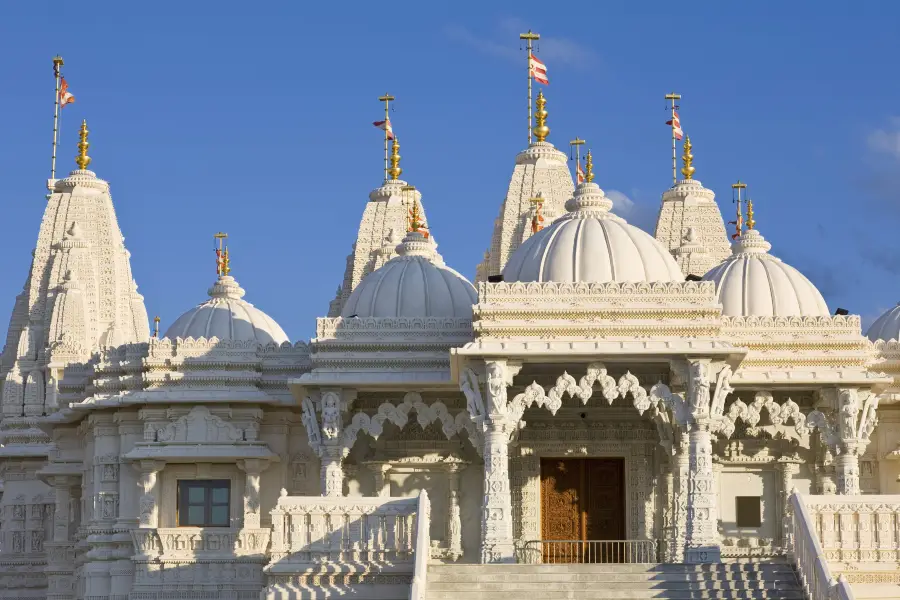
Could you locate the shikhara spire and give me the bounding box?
[1,122,150,432]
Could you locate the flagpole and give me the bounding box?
[378,93,395,183]
[520,30,540,146]
[569,137,585,182]
[51,55,64,183]
[664,92,681,185]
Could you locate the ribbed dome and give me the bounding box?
[502,182,684,283]
[867,303,900,342]
[702,229,829,317]
[164,275,289,344]
[341,231,477,318]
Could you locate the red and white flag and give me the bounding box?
[373,119,394,139]
[529,53,548,85]
[666,110,683,140]
[59,77,75,107]
[576,160,585,184]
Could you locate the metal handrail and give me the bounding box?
[516,539,660,564]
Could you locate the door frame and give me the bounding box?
[513,441,658,544]
[539,456,626,542]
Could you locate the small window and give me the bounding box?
[177,480,230,527]
[736,496,762,528]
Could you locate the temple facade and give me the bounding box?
[1,99,899,600]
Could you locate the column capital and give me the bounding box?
[132,459,165,475]
[237,458,271,475]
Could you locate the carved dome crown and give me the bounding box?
[164,275,289,344]
[341,231,477,319]
[867,303,900,342]
[502,182,684,283]
[702,228,829,317]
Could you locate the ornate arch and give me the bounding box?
[341,392,477,453]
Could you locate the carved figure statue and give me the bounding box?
[485,362,508,416]
[321,391,342,440]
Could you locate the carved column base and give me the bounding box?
[684,545,721,563]
[835,452,861,495]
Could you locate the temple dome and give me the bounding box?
[702,229,829,317]
[341,231,477,319]
[502,182,684,283]
[164,275,289,344]
[867,303,900,342]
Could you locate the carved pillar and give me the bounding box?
[446,464,463,561]
[685,423,719,562]
[238,459,268,528]
[47,475,78,600]
[835,452,861,495]
[114,412,141,528]
[776,461,800,548]
[301,388,355,497]
[669,432,689,562]
[84,414,121,600]
[134,460,164,528]
[369,463,392,497]
[320,447,344,497]
[481,418,515,563]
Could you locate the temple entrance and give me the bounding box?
[540,457,626,562]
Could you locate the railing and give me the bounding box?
[268,493,420,565]
[409,491,430,600]
[516,539,660,564]
[801,494,900,563]
[789,493,855,600]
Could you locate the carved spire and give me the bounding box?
[681,136,695,180]
[533,91,549,142]
[75,120,91,170]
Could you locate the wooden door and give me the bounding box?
[540,458,625,563]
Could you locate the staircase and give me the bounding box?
[426,561,806,600]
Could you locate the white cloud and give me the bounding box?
[867,117,900,160]
[606,190,657,233]
[444,20,597,70]
[606,190,635,214]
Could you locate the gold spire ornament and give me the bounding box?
[584,150,595,183]
[214,232,231,277]
[388,137,402,180]
[532,91,549,142]
[746,197,755,230]
[681,136,695,180]
[153,316,160,338]
[408,198,426,235]
[75,120,91,170]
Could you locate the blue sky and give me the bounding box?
[1,1,899,342]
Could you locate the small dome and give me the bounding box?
[867,303,900,342]
[702,229,829,317]
[164,275,289,344]
[341,231,477,318]
[502,182,684,283]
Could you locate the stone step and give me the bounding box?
[428,564,795,575]
[427,580,801,591]
[428,572,797,583]
[426,591,805,600]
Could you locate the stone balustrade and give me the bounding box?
[801,495,900,565]
[130,527,271,559]
[263,491,428,600]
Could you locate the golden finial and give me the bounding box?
[388,137,402,180]
[75,120,91,170]
[533,91,549,142]
[214,232,231,277]
[408,198,424,233]
[584,150,595,183]
[746,197,755,230]
[153,316,160,338]
[681,136,695,180]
